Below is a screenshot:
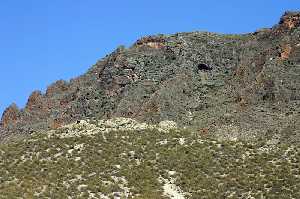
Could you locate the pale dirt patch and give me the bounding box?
[159,176,186,199]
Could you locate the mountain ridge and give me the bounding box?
[1,11,300,199]
[1,11,299,142]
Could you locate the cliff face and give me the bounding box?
[1,12,300,142]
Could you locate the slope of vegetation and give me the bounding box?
[0,118,299,198]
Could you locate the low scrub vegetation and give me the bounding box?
[0,119,299,198]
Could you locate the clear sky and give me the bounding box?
[0,1,299,116]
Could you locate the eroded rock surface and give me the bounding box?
[1,12,299,142]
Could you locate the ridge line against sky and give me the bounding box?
[0,0,299,116]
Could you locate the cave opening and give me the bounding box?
[197,63,212,71]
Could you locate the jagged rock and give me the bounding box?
[25,90,43,111]
[0,103,20,128]
[280,44,292,59]
[279,11,300,30]
[135,35,166,49]
[0,12,299,143]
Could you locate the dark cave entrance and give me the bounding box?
[197,63,212,71]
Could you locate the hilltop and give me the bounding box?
[0,11,300,199]
[1,12,299,143]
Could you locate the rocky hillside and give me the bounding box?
[1,118,300,198]
[0,11,300,199]
[1,12,299,142]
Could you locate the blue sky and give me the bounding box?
[0,1,299,116]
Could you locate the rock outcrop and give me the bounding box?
[0,103,20,128]
[278,11,300,30]
[1,12,299,142]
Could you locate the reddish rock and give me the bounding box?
[25,91,44,111]
[279,12,300,30]
[199,128,209,136]
[0,103,20,128]
[49,118,64,129]
[135,36,166,49]
[1,12,299,142]
[280,44,292,60]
